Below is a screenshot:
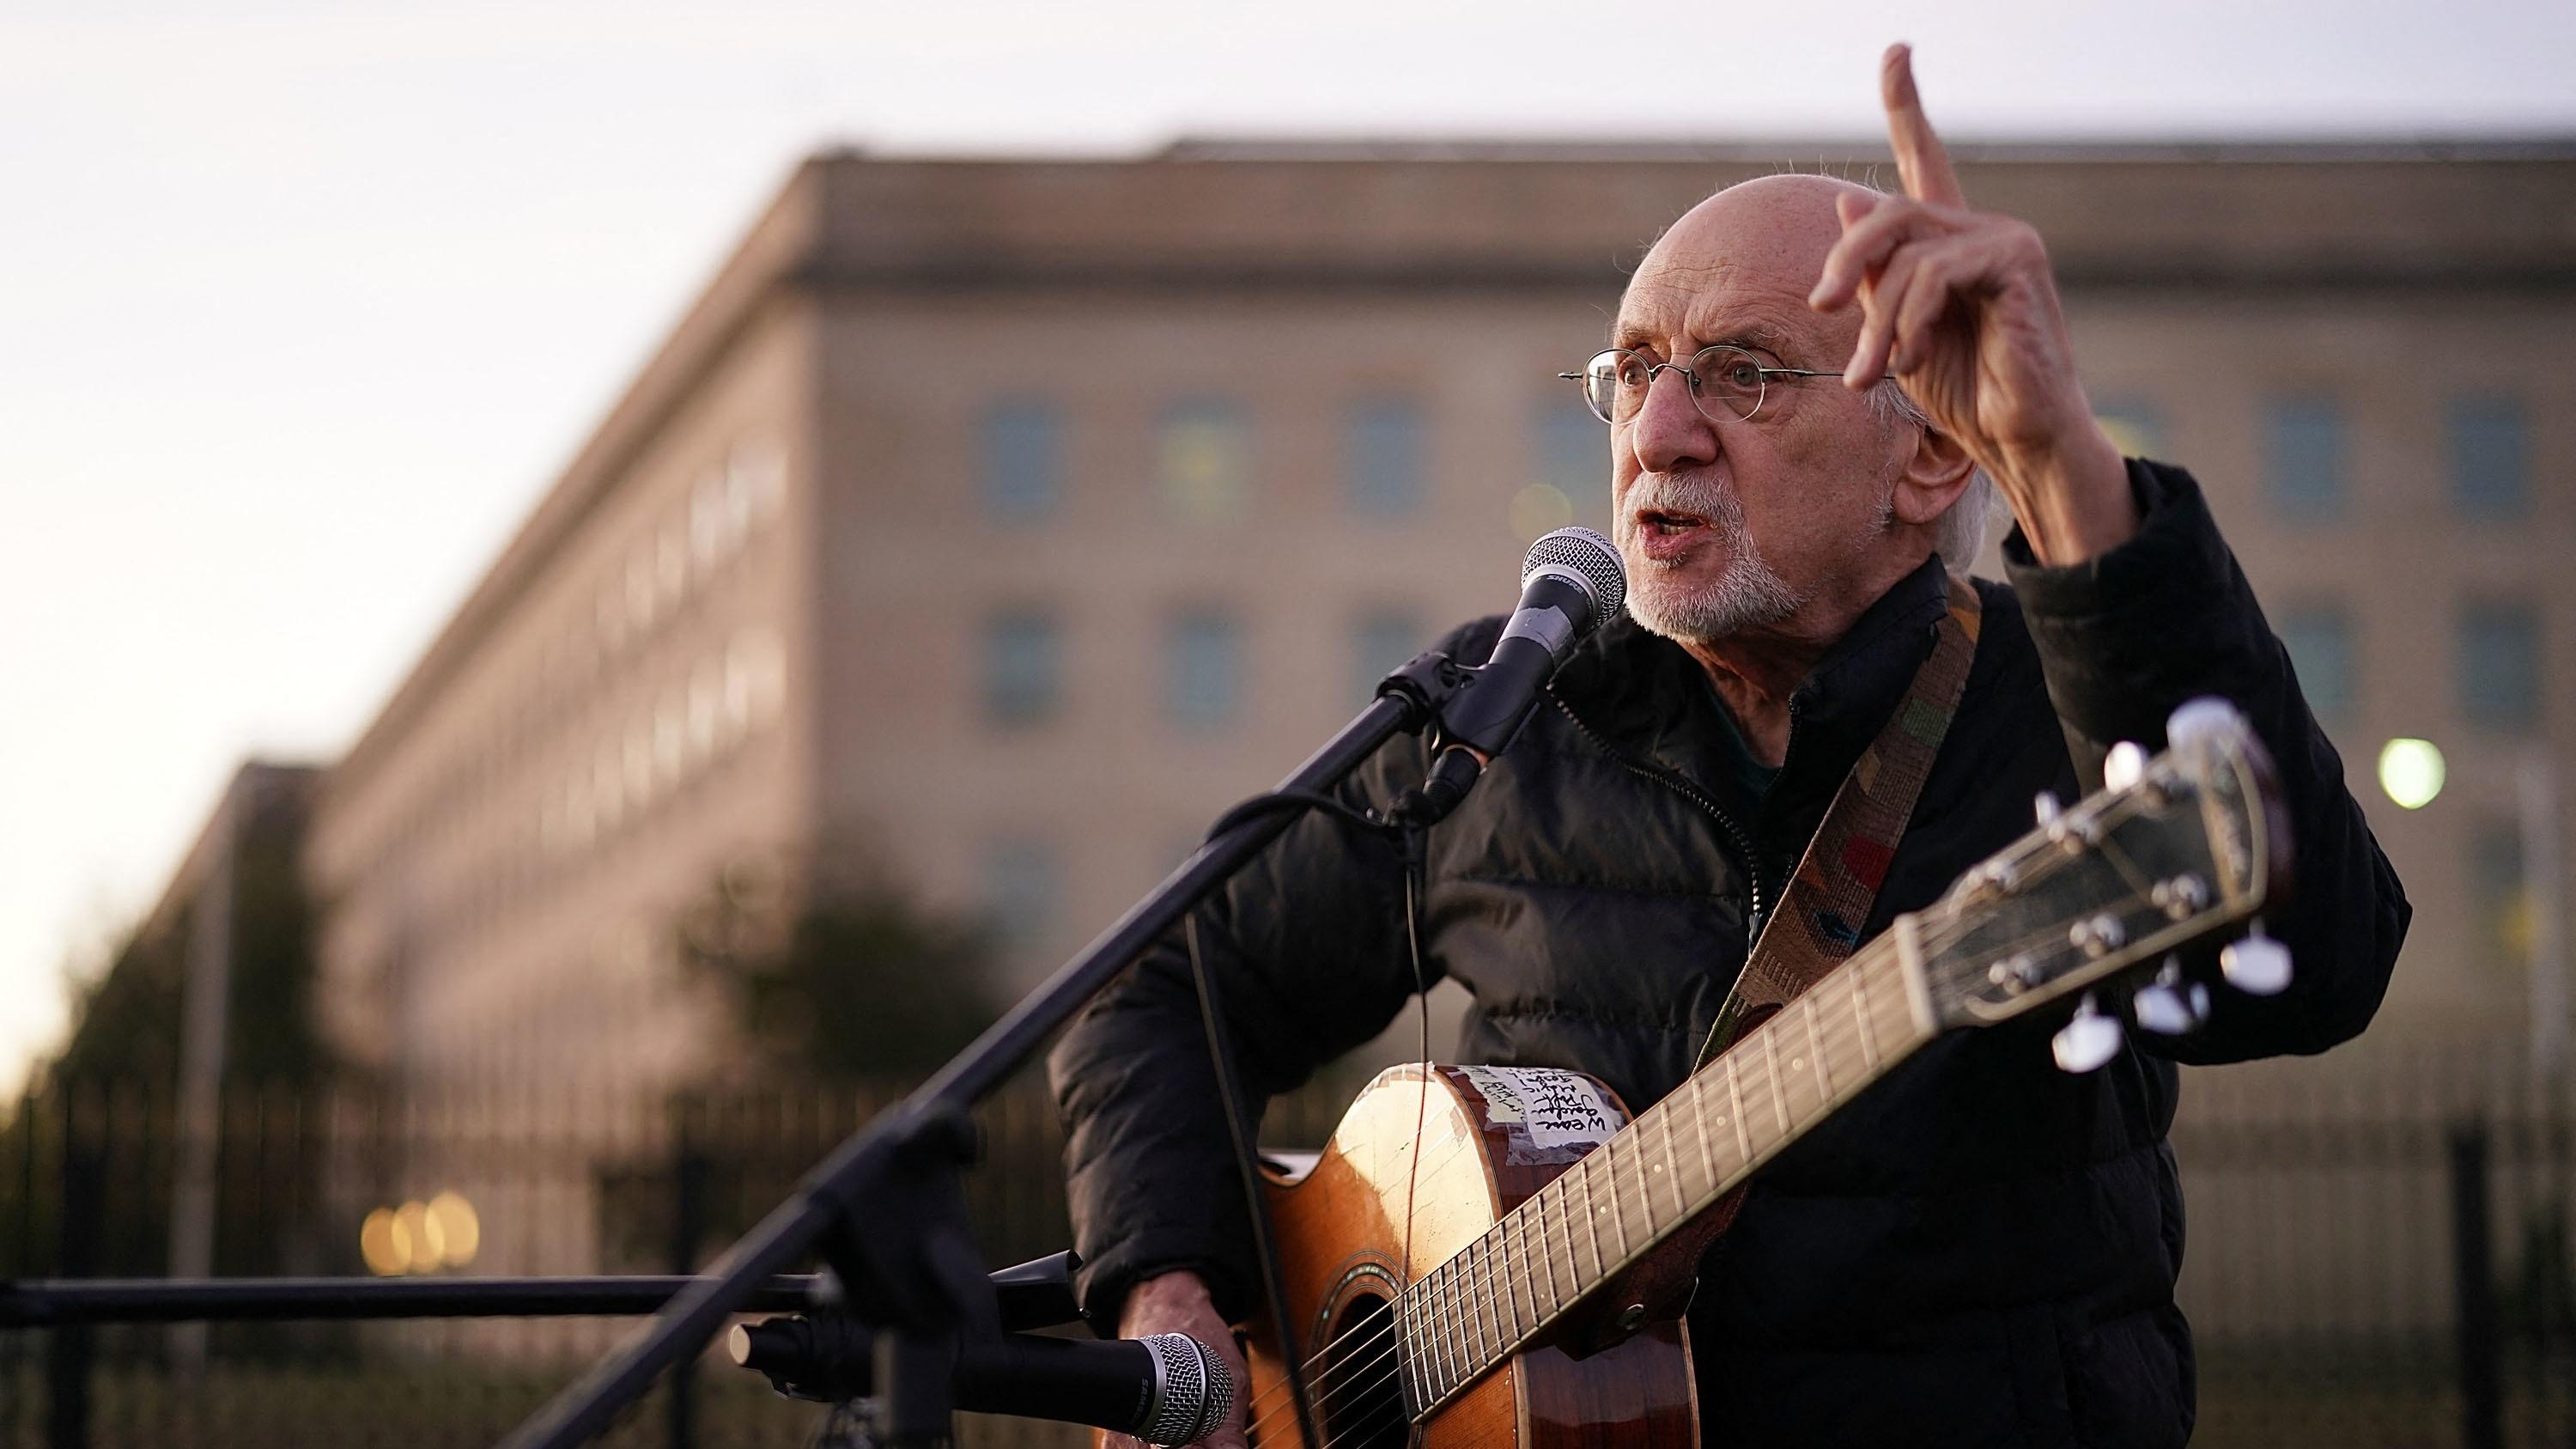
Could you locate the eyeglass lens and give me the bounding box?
[1579,346,1770,424]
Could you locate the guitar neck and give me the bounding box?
[1396,921,1940,1415]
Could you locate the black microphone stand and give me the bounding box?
[0,1251,1083,1330]
[501,650,1483,1449]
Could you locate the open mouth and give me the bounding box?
[1637,508,1710,536]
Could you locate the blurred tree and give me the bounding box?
[679,868,1001,1085]
[8,764,331,1289]
[47,764,328,1087]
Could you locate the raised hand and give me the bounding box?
[1808,44,2136,565]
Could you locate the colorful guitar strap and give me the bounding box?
[1696,573,1984,1069]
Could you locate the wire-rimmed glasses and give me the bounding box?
[1559,345,1842,425]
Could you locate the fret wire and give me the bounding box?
[1546,1175,1566,1309]
[1406,1271,1434,1403]
[1803,996,1832,1105]
[1449,1256,1473,1391]
[1723,1054,1752,1167]
[1603,1138,1636,1260]
[1511,1208,1540,1339]
[1466,1246,1495,1373]
[1472,1236,1502,1366]
[1495,1217,1523,1350]
[1422,1293,1437,1413]
[1398,1290,1422,1413]
[1627,1126,1660,1238]
[1577,1149,1607,1282]
[1689,1075,1718,1206]
[1534,1179,1566,1315]
[1432,1260,1461,1397]
[1850,963,1881,1072]
[1473,1237,1494,1371]
[1452,1247,1480,1375]
[1760,1030,1789,1136]
[1658,1102,1688,1222]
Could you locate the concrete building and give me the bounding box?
[303,141,2576,1097]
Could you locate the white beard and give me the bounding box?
[1617,478,1807,643]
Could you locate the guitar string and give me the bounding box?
[1231,782,2225,1437]
[1238,910,2103,1446]
[1233,973,1912,1447]
[1233,965,1917,1443]
[1232,893,2124,1442]
[1233,898,2158,1446]
[1236,911,2111,1447]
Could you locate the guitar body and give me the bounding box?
[1242,1064,1699,1449]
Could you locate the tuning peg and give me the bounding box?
[2104,740,2148,792]
[2051,992,2124,1074]
[2220,923,2293,996]
[2165,697,2247,752]
[2033,790,2063,826]
[2132,956,2212,1036]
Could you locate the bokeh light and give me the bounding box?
[360,1207,407,1277]
[2378,737,2446,810]
[397,1200,443,1273]
[426,1191,481,1269]
[1510,484,1572,540]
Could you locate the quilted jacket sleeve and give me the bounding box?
[1045,669,1457,1323]
[2002,459,2410,1062]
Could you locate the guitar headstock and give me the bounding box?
[1918,698,2292,1047]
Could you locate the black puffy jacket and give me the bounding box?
[1048,462,2409,1448]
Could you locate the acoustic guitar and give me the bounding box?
[1231,699,2289,1449]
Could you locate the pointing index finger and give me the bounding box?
[1881,43,1965,207]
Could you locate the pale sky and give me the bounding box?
[3,0,2570,1090]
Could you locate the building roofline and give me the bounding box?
[137,761,323,947]
[319,137,2576,808]
[327,157,831,802]
[1151,136,2576,165]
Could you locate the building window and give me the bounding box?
[1347,399,1425,520]
[2276,606,2356,728]
[2458,602,2542,731]
[2470,821,2530,971]
[981,610,1061,726]
[1168,611,1243,729]
[1532,405,1609,530]
[1352,609,1424,704]
[981,400,1062,523]
[2450,394,2529,520]
[2094,399,2166,460]
[982,839,1060,950]
[1158,399,1251,525]
[2263,398,2346,522]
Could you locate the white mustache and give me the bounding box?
[1625,474,1746,530]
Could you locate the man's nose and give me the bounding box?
[1626,366,1720,475]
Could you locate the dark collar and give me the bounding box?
[1552,554,1956,828]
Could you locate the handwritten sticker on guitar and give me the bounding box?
[1456,1066,1621,1162]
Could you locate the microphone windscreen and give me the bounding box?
[1521,527,1626,625]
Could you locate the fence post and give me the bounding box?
[2450,1119,2502,1449]
[667,1121,709,1449]
[45,1099,101,1449]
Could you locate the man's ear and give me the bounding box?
[1890,423,1978,528]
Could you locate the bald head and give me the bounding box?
[1625,174,1878,345]
[1601,173,1991,648]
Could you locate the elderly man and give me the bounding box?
[1051,46,2407,1449]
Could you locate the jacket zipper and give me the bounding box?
[1545,690,1770,940]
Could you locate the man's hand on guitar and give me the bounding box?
[1114,1269,1249,1449]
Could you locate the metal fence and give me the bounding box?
[3,1052,2570,1447]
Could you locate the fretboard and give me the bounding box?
[1394,922,1938,1416]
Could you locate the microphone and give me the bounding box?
[1412,527,1626,821]
[730,1318,1233,1446]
